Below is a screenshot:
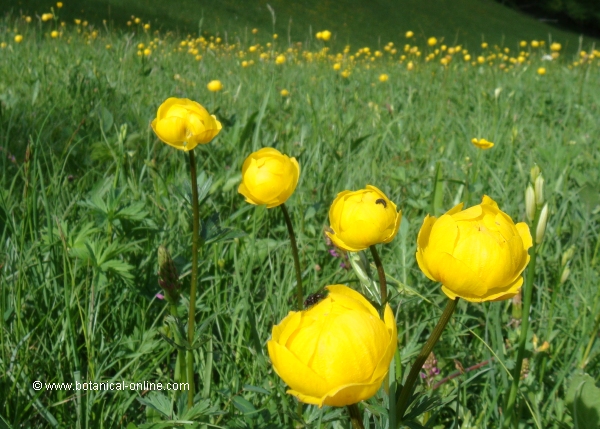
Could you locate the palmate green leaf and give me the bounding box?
[566,369,600,429]
[137,392,173,418]
[116,202,149,221]
[180,399,220,420]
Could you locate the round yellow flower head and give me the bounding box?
[319,30,332,41]
[405,31,414,38]
[550,42,561,52]
[14,35,23,43]
[207,80,223,92]
[151,97,222,151]
[327,185,402,252]
[428,37,438,46]
[275,54,286,65]
[41,13,53,22]
[537,67,546,76]
[416,195,532,302]
[531,40,540,48]
[280,89,290,97]
[268,285,397,407]
[379,73,389,82]
[51,30,59,38]
[238,147,300,208]
[471,138,494,150]
[56,2,63,8]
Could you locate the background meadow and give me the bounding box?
[1,1,600,428]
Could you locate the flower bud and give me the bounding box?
[525,184,535,222]
[534,174,544,207]
[158,245,180,303]
[561,246,575,267]
[560,266,570,284]
[530,165,540,184]
[535,203,549,244]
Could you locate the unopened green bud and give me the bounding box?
[534,174,544,207]
[530,165,541,184]
[535,203,549,244]
[561,246,576,267]
[158,245,180,302]
[560,266,570,284]
[525,184,535,222]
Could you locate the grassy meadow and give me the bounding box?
[1,4,600,429]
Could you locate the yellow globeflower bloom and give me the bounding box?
[550,42,561,51]
[268,285,397,407]
[378,73,389,82]
[407,61,414,70]
[341,70,351,78]
[238,147,300,208]
[531,40,539,48]
[537,67,546,75]
[41,13,53,22]
[252,28,258,34]
[14,35,23,43]
[51,31,59,38]
[275,54,286,65]
[56,2,63,8]
[327,185,401,252]
[320,30,332,41]
[481,42,488,49]
[427,37,437,46]
[520,40,527,47]
[333,63,341,71]
[405,31,414,38]
[471,138,494,149]
[207,80,223,92]
[280,89,290,97]
[151,98,222,151]
[416,195,532,302]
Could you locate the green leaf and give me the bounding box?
[243,384,270,395]
[232,396,257,415]
[566,370,600,429]
[137,392,173,418]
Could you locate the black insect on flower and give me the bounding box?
[304,292,326,309]
[375,198,387,208]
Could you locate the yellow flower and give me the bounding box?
[341,69,351,78]
[143,48,151,56]
[537,67,546,75]
[14,35,23,43]
[471,138,494,150]
[267,285,397,407]
[531,40,539,48]
[280,89,290,97]
[238,148,300,208]
[520,40,527,47]
[407,61,414,70]
[56,2,63,8]
[378,73,389,82]
[405,31,414,38]
[252,28,258,34]
[416,195,532,302]
[41,13,53,22]
[333,63,341,71]
[144,23,150,30]
[428,37,437,46]
[550,42,561,52]
[275,54,286,65]
[319,30,332,41]
[273,33,278,39]
[151,97,222,151]
[481,42,488,49]
[326,185,401,252]
[74,19,81,25]
[51,31,59,38]
[25,16,32,23]
[207,80,223,92]
[0,42,7,48]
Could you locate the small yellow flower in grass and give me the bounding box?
[333,63,341,71]
[273,33,278,39]
[252,28,258,34]
[537,67,546,75]
[416,195,532,302]
[481,42,488,49]
[151,97,222,151]
[267,285,397,407]
[405,30,414,38]
[105,44,111,50]
[50,30,59,38]
[531,40,539,48]
[207,80,223,92]
[326,185,401,252]
[471,138,494,149]
[56,2,63,8]
[280,89,290,97]
[275,54,286,65]
[144,23,150,30]
[550,42,561,51]
[318,30,332,41]
[520,40,527,47]
[25,16,32,23]
[378,73,389,82]
[428,37,437,46]
[74,18,81,25]
[341,69,351,78]
[134,17,141,24]
[464,54,471,61]
[41,13,53,22]
[238,148,299,208]
[143,48,151,56]
[1,42,7,48]
[14,35,23,43]
[241,60,249,67]
[407,61,414,70]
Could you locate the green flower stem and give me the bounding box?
[502,213,539,429]
[170,303,187,386]
[187,149,200,409]
[347,404,365,429]
[369,245,387,319]
[280,203,303,311]
[396,297,458,422]
[580,310,600,369]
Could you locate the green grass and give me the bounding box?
[11,0,600,51]
[1,9,600,429]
